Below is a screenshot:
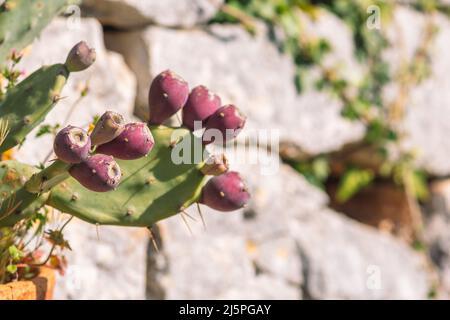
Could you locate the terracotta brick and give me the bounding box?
[9,281,37,300]
[0,285,13,300]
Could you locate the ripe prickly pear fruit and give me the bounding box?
[182,85,221,131]
[53,126,91,164]
[148,70,189,125]
[90,111,125,146]
[200,171,250,211]
[65,41,96,72]
[201,154,229,176]
[203,104,246,145]
[69,154,121,192]
[96,122,154,160]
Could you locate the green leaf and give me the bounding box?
[336,168,374,203]
[8,245,23,261]
[6,264,17,274]
[409,170,429,201]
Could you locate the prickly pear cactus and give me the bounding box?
[47,126,208,226]
[0,0,79,65]
[0,160,48,226]
[0,63,69,153]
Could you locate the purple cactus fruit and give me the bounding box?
[90,111,125,146]
[148,70,189,125]
[96,122,154,160]
[69,154,121,192]
[182,85,221,131]
[203,104,246,145]
[53,126,91,164]
[200,171,250,212]
[65,41,96,72]
[200,154,229,176]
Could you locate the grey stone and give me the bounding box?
[82,0,224,29]
[146,147,429,299]
[53,219,148,299]
[293,209,428,299]
[14,18,137,166]
[424,180,450,298]
[105,23,365,155]
[383,7,450,175]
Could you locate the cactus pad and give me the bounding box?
[48,126,208,226]
[0,0,77,65]
[0,160,48,226]
[0,63,69,153]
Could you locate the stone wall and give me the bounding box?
[12,0,450,299]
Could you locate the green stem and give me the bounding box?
[25,160,71,194]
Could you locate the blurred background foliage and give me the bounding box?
[211,0,447,206]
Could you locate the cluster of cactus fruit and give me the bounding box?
[0,40,250,230]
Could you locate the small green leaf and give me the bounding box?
[336,168,374,203]
[8,245,23,261]
[6,264,17,274]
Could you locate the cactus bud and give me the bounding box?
[65,41,96,72]
[90,111,125,146]
[54,126,91,164]
[182,85,221,131]
[97,122,154,160]
[200,171,250,211]
[148,70,189,125]
[200,154,229,176]
[203,104,246,145]
[69,154,121,192]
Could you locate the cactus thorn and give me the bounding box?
[180,211,193,236]
[95,223,100,240]
[181,209,197,222]
[147,227,160,253]
[196,202,207,230]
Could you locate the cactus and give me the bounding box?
[47,126,207,226]
[0,63,69,153]
[0,160,49,226]
[0,40,97,154]
[0,46,250,230]
[0,0,79,66]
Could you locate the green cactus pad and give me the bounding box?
[0,160,48,227]
[0,63,69,153]
[0,0,78,65]
[48,126,208,226]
